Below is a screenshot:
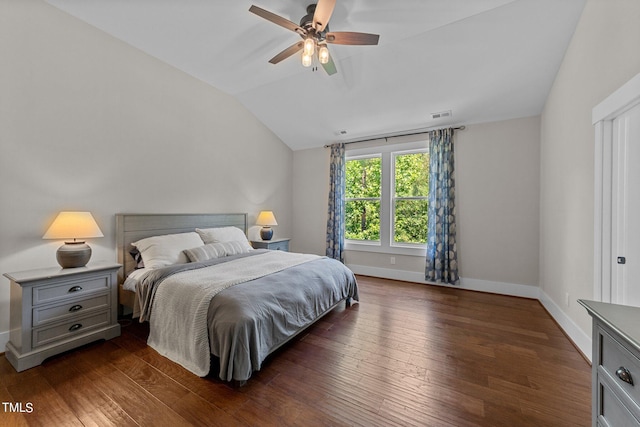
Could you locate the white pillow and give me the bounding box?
[132,232,203,269]
[195,227,253,251]
[183,241,253,263]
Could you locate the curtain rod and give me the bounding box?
[324,125,465,148]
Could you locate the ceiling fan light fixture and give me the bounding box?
[303,37,315,56]
[301,52,313,67]
[318,45,330,64]
[249,1,380,76]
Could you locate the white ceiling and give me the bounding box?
[44,0,586,151]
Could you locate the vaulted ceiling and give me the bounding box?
[44,0,586,150]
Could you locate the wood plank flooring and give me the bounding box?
[0,276,591,426]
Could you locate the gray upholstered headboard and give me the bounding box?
[116,213,248,283]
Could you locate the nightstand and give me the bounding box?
[3,261,121,372]
[251,238,290,252]
[579,300,640,426]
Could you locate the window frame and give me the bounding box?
[344,153,382,244]
[391,149,430,248]
[345,139,429,257]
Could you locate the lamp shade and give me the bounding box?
[43,211,104,241]
[256,211,277,241]
[256,211,278,226]
[43,212,104,268]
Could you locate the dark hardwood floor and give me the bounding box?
[0,276,591,426]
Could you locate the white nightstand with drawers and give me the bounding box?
[3,262,121,372]
[579,299,640,427]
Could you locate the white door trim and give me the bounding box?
[593,72,640,302]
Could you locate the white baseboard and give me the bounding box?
[0,330,9,355]
[347,264,591,361]
[538,289,592,362]
[347,264,541,299]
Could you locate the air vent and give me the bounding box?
[431,110,452,120]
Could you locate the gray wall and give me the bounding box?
[456,117,540,287]
[0,1,293,344]
[540,0,640,335]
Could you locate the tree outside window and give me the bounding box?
[345,148,429,246]
[393,151,429,245]
[345,156,381,241]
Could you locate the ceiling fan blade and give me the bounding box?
[326,31,380,45]
[321,51,337,76]
[269,41,304,64]
[313,0,336,33]
[249,5,305,35]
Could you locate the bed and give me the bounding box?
[116,213,358,384]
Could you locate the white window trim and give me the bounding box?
[345,140,428,257]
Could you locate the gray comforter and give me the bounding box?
[136,250,358,382]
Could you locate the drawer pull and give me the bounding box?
[616,367,634,386]
[68,286,83,293]
[68,323,83,332]
[69,304,83,312]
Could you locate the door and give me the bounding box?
[612,102,640,307]
[594,72,640,305]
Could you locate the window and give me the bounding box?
[345,156,381,242]
[393,151,429,245]
[345,140,429,255]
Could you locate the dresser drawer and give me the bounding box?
[268,240,289,251]
[251,239,290,251]
[32,293,109,327]
[598,379,640,427]
[32,311,110,348]
[601,328,640,406]
[33,275,110,305]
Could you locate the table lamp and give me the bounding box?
[43,211,104,268]
[256,211,277,241]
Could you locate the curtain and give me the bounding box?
[326,143,346,262]
[425,128,459,284]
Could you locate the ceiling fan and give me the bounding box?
[249,0,379,76]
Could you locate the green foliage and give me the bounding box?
[394,152,429,244]
[394,152,429,198]
[345,157,381,241]
[345,152,430,244]
[345,157,381,198]
[394,199,428,244]
[345,200,381,241]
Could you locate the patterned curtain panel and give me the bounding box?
[326,143,346,262]
[425,128,459,284]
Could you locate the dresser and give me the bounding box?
[251,238,290,252]
[3,262,121,372]
[579,300,640,426]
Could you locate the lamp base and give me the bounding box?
[56,242,92,268]
[260,227,273,241]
